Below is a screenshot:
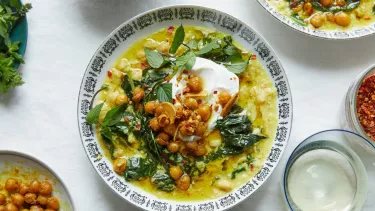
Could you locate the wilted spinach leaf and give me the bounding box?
[125,156,157,181]
[102,104,127,127]
[141,69,169,88]
[151,173,176,192]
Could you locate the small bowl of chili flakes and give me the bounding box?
[342,65,375,152]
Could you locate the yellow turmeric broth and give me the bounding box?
[95,26,278,201]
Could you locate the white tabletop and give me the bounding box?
[1,0,374,210]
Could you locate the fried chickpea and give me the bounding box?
[320,0,333,7]
[304,2,313,15]
[187,76,203,93]
[326,12,335,22]
[5,178,18,193]
[155,105,164,116]
[218,91,231,106]
[185,141,198,151]
[197,105,211,122]
[11,193,24,207]
[37,195,48,206]
[144,101,158,114]
[335,12,350,27]
[4,203,17,211]
[167,142,180,153]
[115,94,128,106]
[163,124,177,136]
[19,183,30,195]
[310,15,323,28]
[136,50,146,62]
[24,193,37,205]
[175,105,183,118]
[39,182,53,195]
[180,123,195,136]
[47,197,59,210]
[157,114,170,127]
[0,194,5,205]
[0,206,4,211]
[169,166,183,180]
[185,98,198,110]
[29,179,40,194]
[29,206,43,211]
[195,122,207,136]
[337,0,345,6]
[149,117,161,131]
[113,158,127,175]
[194,144,207,156]
[156,132,170,146]
[176,174,191,190]
[132,87,145,103]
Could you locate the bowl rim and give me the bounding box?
[77,4,293,210]
[0,149,76,210]
[256,0,375,40]
[282,129,373,210]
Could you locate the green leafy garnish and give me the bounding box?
[102,104,127,127]
[196,42,220,55]
[169,25,185,54]
[224,57,250,74]
[231,167,246,179]
[144,48,166,68]
[151,173,176,192]
[85,103,104,124]
[291,14,307,26]
[0,2,32,93]
[187,39,198,49]
[156,83,172,103]
[175,51,196,69]
[125,156,157,181]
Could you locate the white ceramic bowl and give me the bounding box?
[256,0,375,39]
[77,5,293,211]
[0,150,75,211]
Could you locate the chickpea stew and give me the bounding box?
[86,25,278,201]
[268,0,375,30]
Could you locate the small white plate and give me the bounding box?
[0,150,75,211]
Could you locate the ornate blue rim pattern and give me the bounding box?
[256,0,375,39]
[77,5,293,211]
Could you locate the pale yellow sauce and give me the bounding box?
[96,26,278,201]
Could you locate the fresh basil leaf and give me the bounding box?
[196,42,220,55]
[224,57,250,74]
[175,51,196,69]
[85,103,104,124]
[141,69,169,88]
[102,104,127,127]
[145,48,165,68]
[157,83,172,103]
[188,39,198,49]
[169,25,185,54]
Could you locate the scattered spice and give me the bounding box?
[356,74,375,141]
[107,71,112,78]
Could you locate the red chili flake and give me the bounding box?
[214,104,219,112]
[166,75,172,82]
[136,124,141,131]
[124,118,130,123]
[167,26,175,34]
[250,164,254,171]
[364,17,371,21]
[183,70,189,74]
[251,55,257,60]
[173,98,176,104]
[214,90,218,94]
[107,71,112,78]
[356,74,375,141]
[230,78,233,80]
[197,99,202,104]
[141,62,147,69]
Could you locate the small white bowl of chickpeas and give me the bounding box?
[0,150,75,211]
